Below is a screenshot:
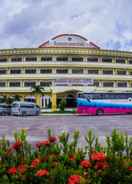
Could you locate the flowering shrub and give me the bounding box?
[0,129,132,183]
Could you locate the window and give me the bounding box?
[72,84,84,86]
[72,69,83,74]
[25,57,37,62]
[116,58,125,64]
[9,82,20,87]
[72,57,83,62]
[0,58,7,62]
[56,57,68,61]
[117,70,126,75]
[11,58,22,62]
[25,69,36,74]
[87,58,98,62]
[103,70,113,75]
[24,82,36,87]
[94,81,99,87]
[40,69,52,74]
[40,81,52,87]
[102,58,112,63]
[88,69,98,74]
[0,70,6,74]
[56,69,68,74]
[0,82,5,87]
[10,69,21,74]
[129,71,132,75]
[103,82,114,87]
[128,60,132,64]
[41,57,52,61]
[117,82,127,87]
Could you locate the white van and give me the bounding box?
[11,101,40,116]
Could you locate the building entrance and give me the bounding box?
[57,91,78,108]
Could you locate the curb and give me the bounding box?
[40,113,77,116]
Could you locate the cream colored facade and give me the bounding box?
[0,33,132,111]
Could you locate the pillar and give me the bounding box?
[51,93,57,112]
[36,95,42,108]
[20,94,25,101]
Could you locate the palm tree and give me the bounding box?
[31,85,46,107]
[12,95,21,102]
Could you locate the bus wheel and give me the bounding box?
[96,109,104,116]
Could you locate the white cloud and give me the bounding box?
[0,0,132,50]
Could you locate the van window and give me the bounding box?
[20,104,35,108]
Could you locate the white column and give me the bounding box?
[84,68,87,74]
[83,57,87,62]
[69,68,72,74]
[52,68,56,74]
[53,56,56,62]
[43,96,46,108]
[99,81,102,87]
[99,69,102,75]
[98,57,102,63]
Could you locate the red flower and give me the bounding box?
[80,160,91,169]
[91,152,106,161]
[95,161,109,170]
[68,175,81,184]
[7,167,17,175]
[48,136,57,143]
[31,158,41,168]
[128,166,132,171]
[17,164,26,174]
[69,155,76,161]
[12,140,22,151]
[35,169,49,177]
[36,140,50,148]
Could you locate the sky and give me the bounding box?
[0,0,132,50]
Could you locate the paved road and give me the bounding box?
[0,115,132,144]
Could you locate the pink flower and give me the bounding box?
[91,152,106,161]
[80,160,91,169]
[7,167,17,175]
[17,164,26,174]
[31,158,41,168]
[68,175,81,184]
[48,136,57,143]
[35,169,49,177]
[95,161,109,170]
[36,140,50,148]
[128,166,132,171]
[12,140,22,151]
[69,155,76,161]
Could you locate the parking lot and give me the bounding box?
[0,114,132,144]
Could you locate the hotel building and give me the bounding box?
[0,33,132,111]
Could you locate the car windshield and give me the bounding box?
[0,104,7,108]
[12,103,19,107]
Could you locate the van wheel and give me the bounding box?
[96,109,104,116]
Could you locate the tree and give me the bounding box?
[31,85,46,106]
[12,95,21,102]
[59,98,66,112]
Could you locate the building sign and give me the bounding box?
[53,41,86,47]
[54,79,94,86]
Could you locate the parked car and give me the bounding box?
[11,101,40,116]
[0,103,11,115]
